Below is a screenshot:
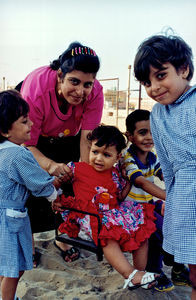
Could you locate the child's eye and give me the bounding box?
[104,153,111,157]
[138,129,148,136]
[157,73,166,80]
[22,117,28,124]
[92,150,98,155]
[142,81,151,88]
[84,82,93,88]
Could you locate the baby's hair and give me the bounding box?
[50,41,100,78]
[87,125,127,154]
[0,89,29,143]
[134,34,194,83]
[126,109,150,135]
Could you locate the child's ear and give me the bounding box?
[181,65,190,79]
[125,131,133,143]
[1,132,10,138]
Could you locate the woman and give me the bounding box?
[19,42,104,265]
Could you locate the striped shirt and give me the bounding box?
[121,145,162,203]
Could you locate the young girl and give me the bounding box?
[57,125,158,290]
[134,34,196,299]
[0,90,61,300]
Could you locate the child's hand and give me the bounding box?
[51,196,65,213]
[118,163,129,180]
[53,177,61,189]
[121,164,127,179]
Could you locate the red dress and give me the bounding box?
[59,162,156,252]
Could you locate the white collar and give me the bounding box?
[0,140,20,150]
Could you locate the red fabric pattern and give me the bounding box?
[59,162,156,252]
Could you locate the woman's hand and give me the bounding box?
[48,161,72,181]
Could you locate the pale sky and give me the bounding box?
[1,0,196,92]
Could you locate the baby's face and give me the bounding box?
[89,141,119,172]
[142,63,190,105]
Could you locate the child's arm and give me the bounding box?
[118,179,131,202]
[115,163,132,202]
[134,175,166,200]
[51,196,65,212]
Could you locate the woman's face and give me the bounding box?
[58,70,95,105]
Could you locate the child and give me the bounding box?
[134,33,196,299]
[0,90,61,300]
[122,109,190,292]
[57,125,159,290]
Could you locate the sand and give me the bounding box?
[15,230,191,300]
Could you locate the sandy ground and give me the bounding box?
[16,230,191,300]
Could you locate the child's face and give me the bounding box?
[142,63,190,105]
[128,120,154,153]
[5,114,33,145]
[89,141,120,172]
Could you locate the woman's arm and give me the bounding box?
[80,130,92,163]
[27,146,72,180]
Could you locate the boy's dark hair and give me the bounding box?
[87,125,127,154]
[0,89,29,143]
[50,41,100,78]
[134,34,194,83]
[126,109,150,135]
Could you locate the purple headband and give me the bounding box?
[71,47,96,57]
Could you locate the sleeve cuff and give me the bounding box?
[46,187,58,202]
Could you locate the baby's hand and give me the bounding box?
[120,163,129,180]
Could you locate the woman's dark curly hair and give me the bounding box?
[50,41,100,78]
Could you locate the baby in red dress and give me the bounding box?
[58,125,159,290]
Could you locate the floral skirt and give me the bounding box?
[60,200,156,252]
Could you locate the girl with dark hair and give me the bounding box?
[57,125,159,290]
[0,90,60,300]
[19,42,104,264]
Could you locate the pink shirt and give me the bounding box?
[21,66,104,146]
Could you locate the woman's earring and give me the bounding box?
[58,88,62,96]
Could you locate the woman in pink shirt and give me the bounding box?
[18,42,104,265]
